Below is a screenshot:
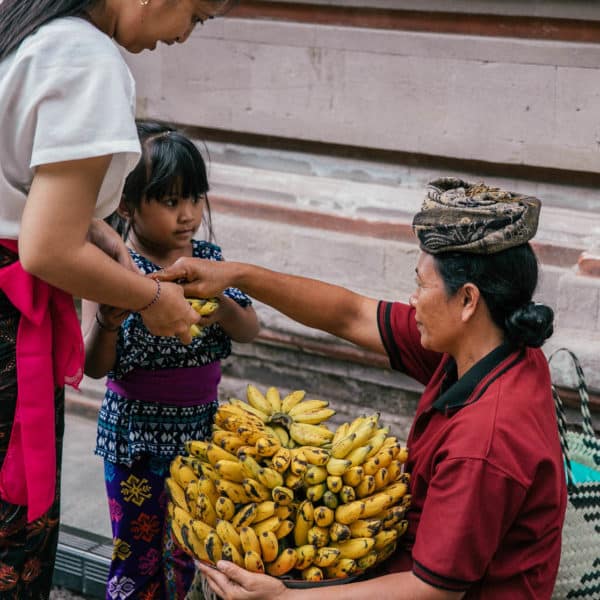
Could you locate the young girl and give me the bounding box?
[82,121,259,600]
[0,1,235,597]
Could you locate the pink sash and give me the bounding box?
[0,239,84,522]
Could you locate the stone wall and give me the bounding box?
[114,2,600,433]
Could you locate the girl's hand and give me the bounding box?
[96,304,130,331]
[197,560,291,600]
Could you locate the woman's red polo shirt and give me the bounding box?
[377,301,567,599]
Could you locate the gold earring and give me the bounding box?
[140,0,150,5]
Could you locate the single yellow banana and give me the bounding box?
[275,519,294,540]
[212,430,245,453]
[373,528,399,552]
[326,475,343,494]
[289,423,333,447]
[374,467,390,490]
[204,530,223,564]
[294,500,314,546]
[361,492,394,519]
[184,480,199,513]
[206,444,238,466]
[244,549,265,573]
[196,493,217,527]
[349,518,382,538]
[255,436,280,457]
[281,390,306,414]
[295,544,317,570]
[395,519,409,537]
[214,459,246,483]
[265,548,297,576]
[275,504,293,521]
[304,465,328,485]
[239,454,262,480]
[258,530,279,563]
[306,482,327,503]
[256,467,284,490]
[253,500,277,523]
[345,445,373,468]
[363,447,395,475]
[329,522,351,543]
[165,477,188,511]
[265,387,282,414]
[335,500,365,525]
[365,427,390,458]
[214,478,253,504]
[228,398,270,424]
[252,515,281,537]
[239,525,262,555]
[231,502,258,531]
[196,476,219,507]
[216,519,243,554]
[314,506,335,528]
[332,537,375,560]
[326,457,352,476]
[313,546,341,568]
[307,525,330,548]
[355,476,376,499]
[269,425,290,449]
[289,450,308,476]
[324,557,357,579]
[331,422,350,446]
[271,447,292,473]
[190,517,216,543]
[272,486,294,506]
[242,478,271,502]
[181,524,211,562]
[342,466,364,488]
[301,566,324,581]
[246,384,273,416]
[292,408,336,425]
[214,496,235,521]
[288,399,329,418]
[222,541,245,567]
[356,550,378,570]
[339,485,357,504]
[185,440,210,460]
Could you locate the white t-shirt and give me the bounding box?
[0,17,141,239]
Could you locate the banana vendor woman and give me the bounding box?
[158,178,567,600]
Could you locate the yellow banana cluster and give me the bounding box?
[167,385,411,583]
[187,297,220,338]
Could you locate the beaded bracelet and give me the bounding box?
[137,279,161,312]
[95,312,121,333]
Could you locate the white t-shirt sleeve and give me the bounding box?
[24,20,141,217]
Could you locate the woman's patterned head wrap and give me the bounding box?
[412,177,541,254]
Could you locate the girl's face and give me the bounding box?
[109,0,234,53]
[409,252,465,355]
[131,192,205,253]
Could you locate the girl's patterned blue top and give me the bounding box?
[95,239,252,465]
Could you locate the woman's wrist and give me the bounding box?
[135,278,161,312]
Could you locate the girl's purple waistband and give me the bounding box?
[107,364,221,406]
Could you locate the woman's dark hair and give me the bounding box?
[115,121,214,242]
[0,0,95,60]
[433,244,554,348]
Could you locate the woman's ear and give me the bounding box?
[461,283,481,322]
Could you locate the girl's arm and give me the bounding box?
[81,299,129,378]
[20,156,200,343]
[211,295,260,343]
[198,561,465,600]
[157,259,386,356]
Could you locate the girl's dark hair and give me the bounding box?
[116,121,214,242]
[0,0,95,60]
[433,244,554,348]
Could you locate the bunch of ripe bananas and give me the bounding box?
[187,297,220,338]
[167,385,410,582]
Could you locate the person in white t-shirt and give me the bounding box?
[0,1,236,597]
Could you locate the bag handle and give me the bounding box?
[548,348,599,487]
[549,348,596,438]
